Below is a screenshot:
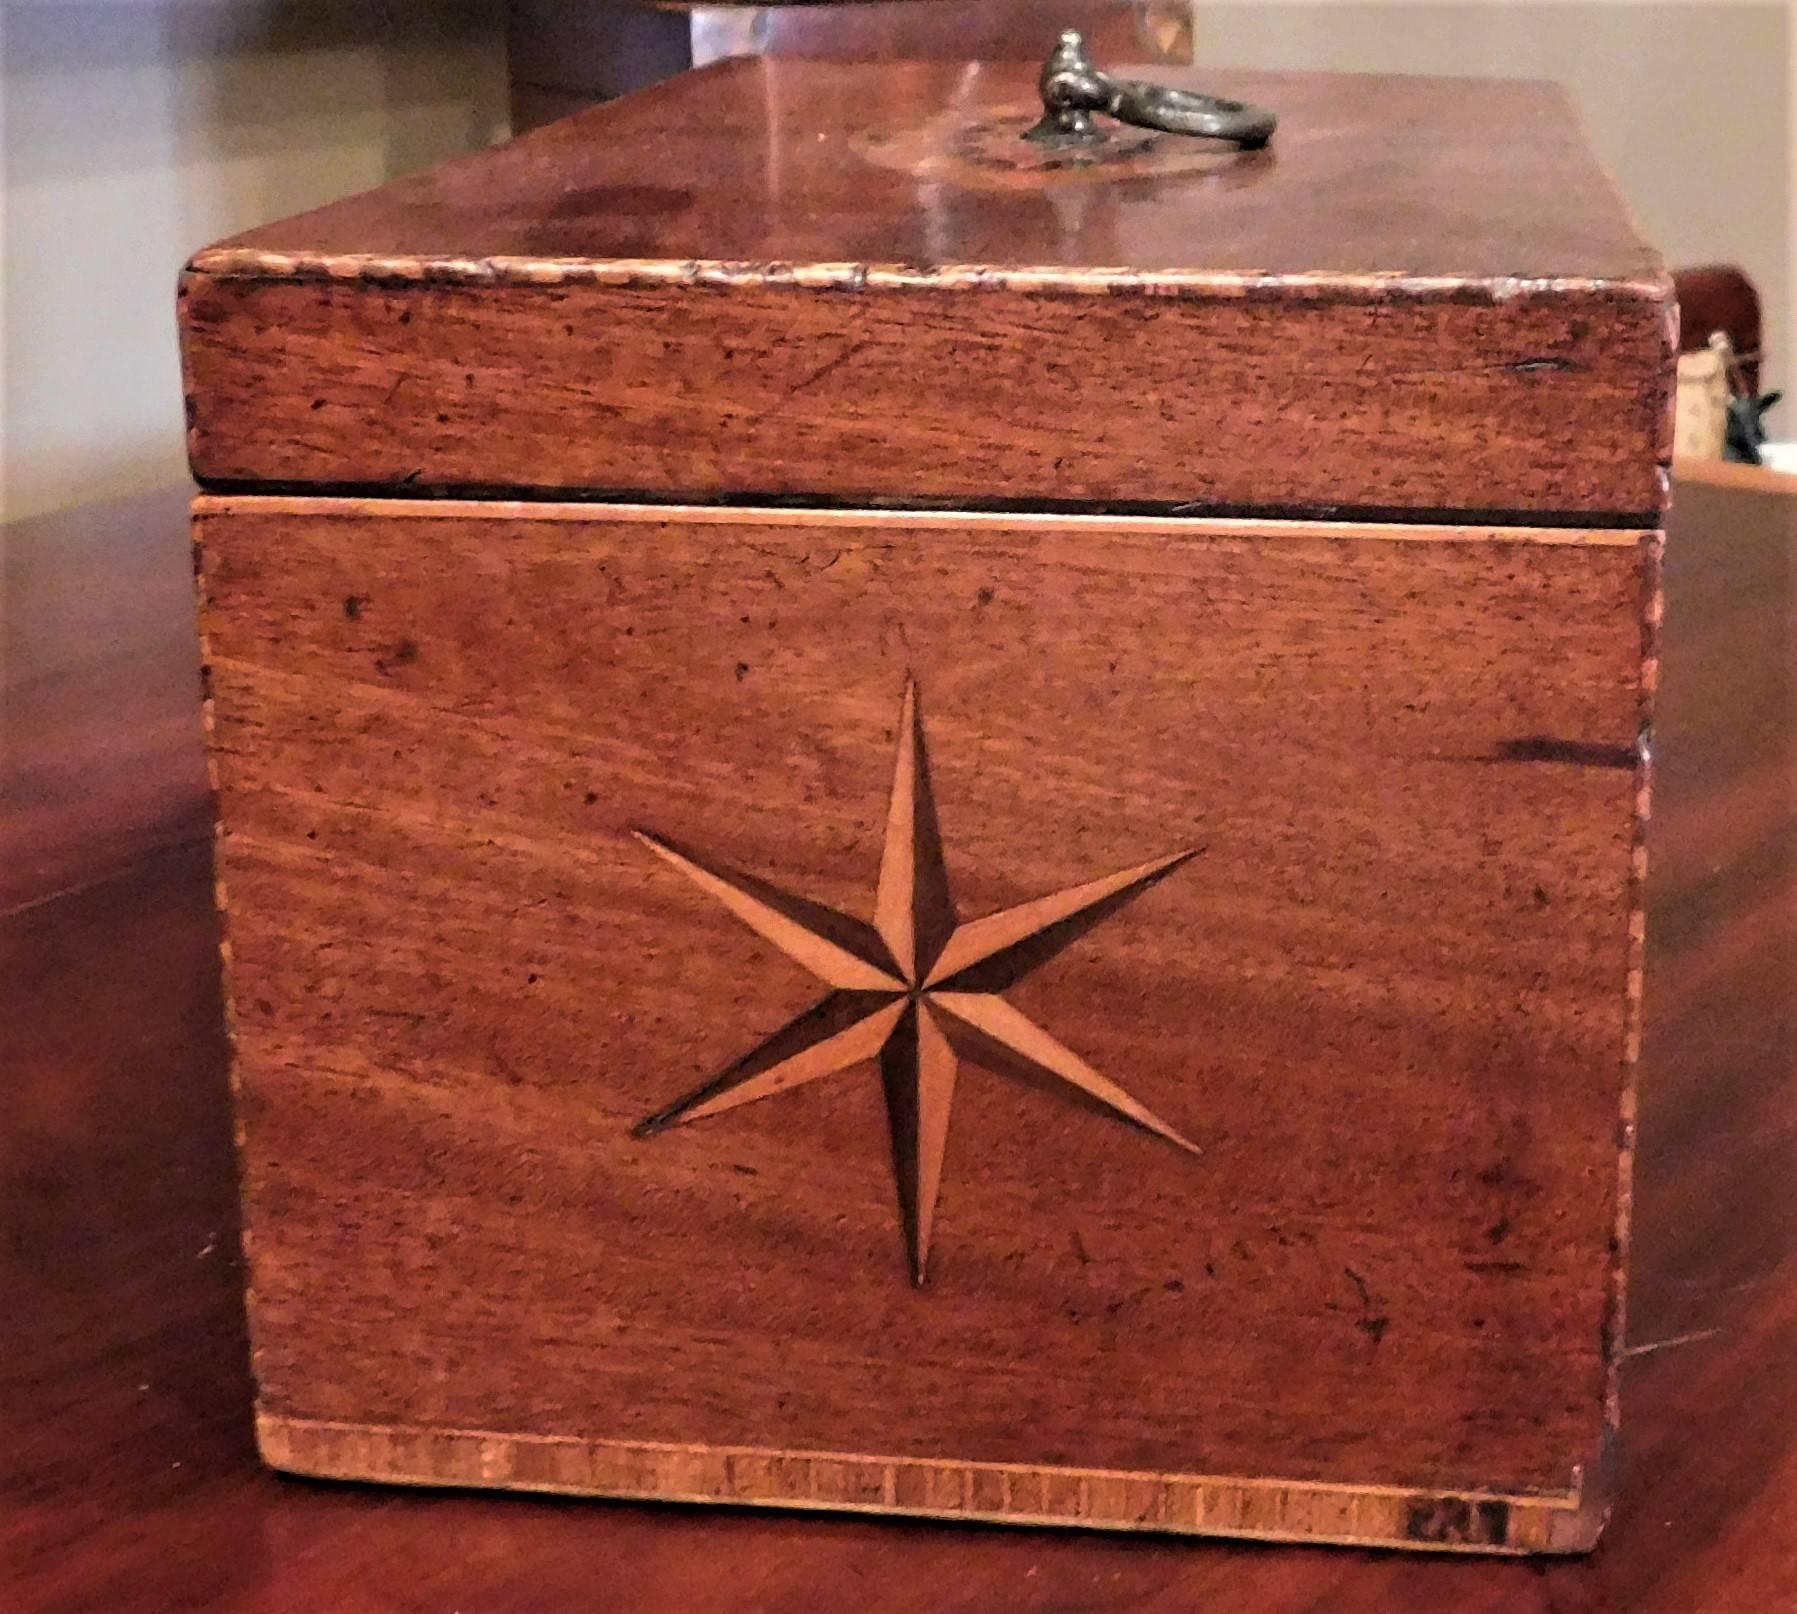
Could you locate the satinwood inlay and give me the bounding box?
[634,680,1201,1284]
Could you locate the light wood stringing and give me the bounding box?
[260,1411,1605,1554]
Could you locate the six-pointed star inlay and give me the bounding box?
[633,679,1201,1284]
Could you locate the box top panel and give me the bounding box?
[202,58,1658,286]
[181,60,1674,521]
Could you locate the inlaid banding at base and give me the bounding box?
[256,1412,1604,1555]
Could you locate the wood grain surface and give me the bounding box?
[179,60,1674,519]
[193,497,1657,1550]
[198,60,1663,279]
[4,478,1792,1607]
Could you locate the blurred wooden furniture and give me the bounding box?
[4,470,1794,1604]
[1673,456,1797,495]
[1674,265,1764,397]
[506,0,1196,130]
[1672,269,1781,466]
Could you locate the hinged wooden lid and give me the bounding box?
[181,57,1674,522]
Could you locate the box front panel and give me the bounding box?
[181,270,1673,521]
[199,500,1650,1535]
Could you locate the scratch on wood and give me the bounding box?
[1622,1327,1721,1359]
[750,338,871,422]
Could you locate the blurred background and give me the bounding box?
[2,0,1790,524]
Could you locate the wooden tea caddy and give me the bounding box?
[180,44,1675,1554]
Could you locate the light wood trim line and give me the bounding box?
[257,1412,1601,1555]
[186,247,1670,304]
[190,495,1654,548]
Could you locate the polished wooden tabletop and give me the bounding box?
[5,473,1794,1611]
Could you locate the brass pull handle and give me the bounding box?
[1025,30,1276,150]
